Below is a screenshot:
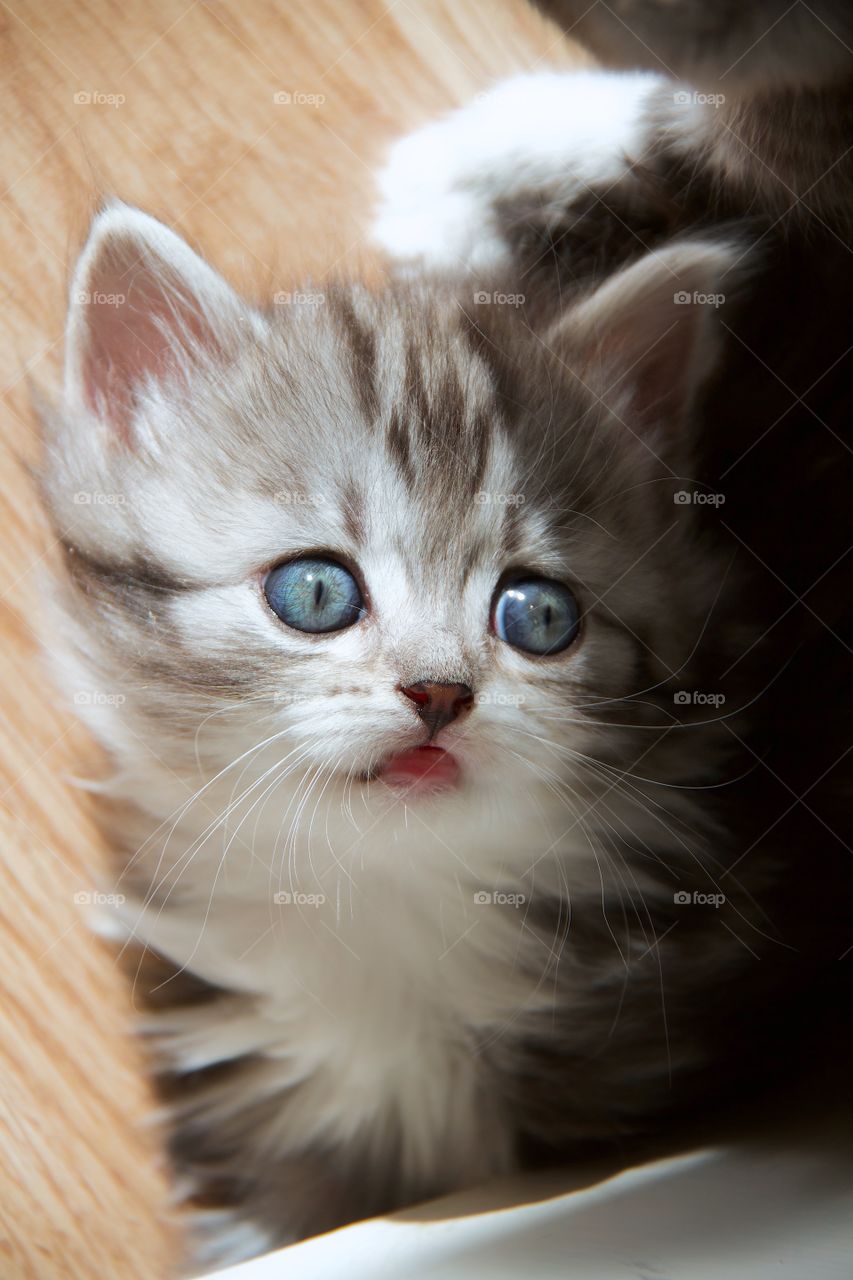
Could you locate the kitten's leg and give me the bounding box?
[373,70,664,272]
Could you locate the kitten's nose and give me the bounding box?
[399,681,475,738]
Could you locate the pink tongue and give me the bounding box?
[379,746,460,793]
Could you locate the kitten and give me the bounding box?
[37,199,827,1266]
[38,14,853,1259]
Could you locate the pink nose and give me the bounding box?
[399,681,475,738]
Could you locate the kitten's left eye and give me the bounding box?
[493,576,580,656]
[264,557,364,633]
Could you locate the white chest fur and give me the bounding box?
[113,766,570,1189]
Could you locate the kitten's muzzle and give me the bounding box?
[399,681,474,739]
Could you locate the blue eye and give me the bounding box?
[264,557,364,633]
[493,576,580,656]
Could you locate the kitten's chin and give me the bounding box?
[370,746,461,797]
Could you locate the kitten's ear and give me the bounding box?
[64,202,263,439]
[551,238,742,432]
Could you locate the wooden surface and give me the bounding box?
[0,2,580,1276]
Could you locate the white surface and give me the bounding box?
[209,1144,853,1279]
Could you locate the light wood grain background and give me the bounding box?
[0,2,582,1275]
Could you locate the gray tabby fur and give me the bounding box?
[37,1,853,1265]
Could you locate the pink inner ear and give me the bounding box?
[79,235,224,439]
[560,240,734,439]
[604,309,699,427]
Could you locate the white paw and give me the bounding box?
[373,108,511,273]
[373,70,662,272]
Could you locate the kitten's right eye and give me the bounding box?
[264,557,364,633]
[492,575,580,656]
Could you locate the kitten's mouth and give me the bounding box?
[372,746,461,796]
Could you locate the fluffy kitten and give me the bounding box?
[39,11,853,1261]
[37,200,814,1264]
